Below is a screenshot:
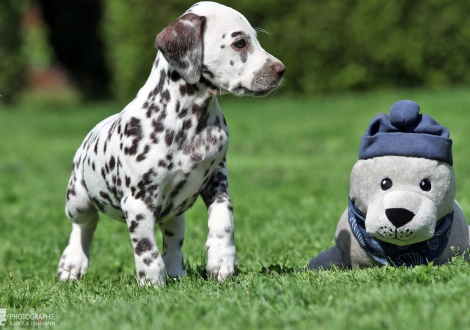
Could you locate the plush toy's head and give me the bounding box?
[350,100,455,247]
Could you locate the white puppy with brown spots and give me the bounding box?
[58,1,285,286]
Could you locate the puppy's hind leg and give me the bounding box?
[58,176,99,282]
[159,213,186,279]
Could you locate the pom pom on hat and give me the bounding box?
[389,100,420,127]
[358,100,453,165]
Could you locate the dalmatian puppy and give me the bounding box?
[57,1,285,286]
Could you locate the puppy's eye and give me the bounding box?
[233,39,246,48]
[420,179,431,191]
[381,178,393,191]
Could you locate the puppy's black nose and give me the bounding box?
[272,62,286,78]
[385,208,415,228]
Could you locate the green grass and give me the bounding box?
[1,88,470,329]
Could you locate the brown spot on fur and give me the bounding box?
[135,238,153,256]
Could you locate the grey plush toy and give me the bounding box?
[308,100,470,269]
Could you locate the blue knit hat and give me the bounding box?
[358,100,453,165]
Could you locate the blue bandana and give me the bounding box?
[348,199,453,267]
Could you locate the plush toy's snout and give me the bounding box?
[366,185,439,246]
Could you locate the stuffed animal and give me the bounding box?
[308,100,470,269]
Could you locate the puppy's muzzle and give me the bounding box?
[250,60,286,95]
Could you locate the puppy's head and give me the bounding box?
[350,156,455,246]
[156,1,285,95]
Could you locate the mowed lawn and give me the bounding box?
[1,88,470,329]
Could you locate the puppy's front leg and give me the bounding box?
[122,196,166,287]
[201,162,237,281]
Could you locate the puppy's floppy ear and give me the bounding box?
[156,13,206,84]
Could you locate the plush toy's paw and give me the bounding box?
[205,241,237,281]
[308,246,348,270]
[57,245,89,282]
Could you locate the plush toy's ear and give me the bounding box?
[155,13,206,84]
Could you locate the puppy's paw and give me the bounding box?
[135,253,168,288]
[205,241,237,281]
[57,245,89,282]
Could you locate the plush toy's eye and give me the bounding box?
[420,179,431,191]
[381,178,393,191]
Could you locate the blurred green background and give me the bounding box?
[2,0,470,104]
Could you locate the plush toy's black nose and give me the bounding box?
[385,208,415,228]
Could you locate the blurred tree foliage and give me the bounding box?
[0,0,27,103]
[39,0,110,100]
[103,0,470,102]
[103,0,182,103]
[3,0,470,103]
